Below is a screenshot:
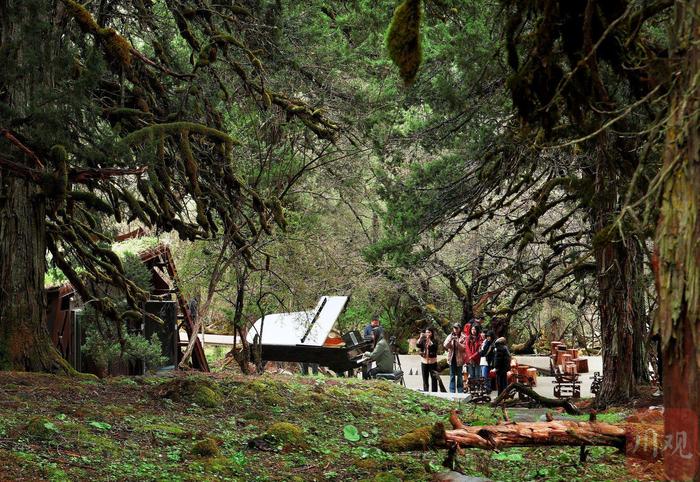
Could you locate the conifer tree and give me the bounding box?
[0,0,338,371]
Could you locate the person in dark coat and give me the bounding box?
[479,331,495,391]
[493,336,511,395]
[363,315,383,342]
[416,327,439,392]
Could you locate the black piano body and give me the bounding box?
[246,296,372,373]
[254,337,372,372]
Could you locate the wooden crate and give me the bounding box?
[551,341,563,355]
[558,353,573,367]
[572,358,589,373]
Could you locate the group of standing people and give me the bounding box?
[417,319,511,394]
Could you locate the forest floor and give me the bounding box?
[0,371,664,481]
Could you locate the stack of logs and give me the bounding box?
[551,341,588,374]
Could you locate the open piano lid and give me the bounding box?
[246,296,349,347]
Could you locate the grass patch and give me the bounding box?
[0,371,658,481]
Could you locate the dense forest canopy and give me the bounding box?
[0,0,698,477]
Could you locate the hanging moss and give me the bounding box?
[98,28,132,66]
[208,45,218,63]
[107,186,122,223]
[211,34,243,47]
[137,200,159,226]
[120,188,151,226]
[179,133,209,231]
[171,8,200,51]
[69,191,114,215]
[268,197,286,230]
[94,245,125,275]
[155,133,171,190]
[63,0,100,32]
[63,1,132,68]
[251,191,265,213]
[50,144,68,164]
[170,218,199,241]
[386,0,422,85]
[81,209,97,229]
[119,122,237,147]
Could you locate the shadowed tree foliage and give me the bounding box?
[493,0,678,403]
[0,0,338,371]
[369,0,677,404]
[363,1,602,345]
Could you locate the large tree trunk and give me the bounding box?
[655,1,700,480]
[0,0,64,371]
[631,246,650,386]
[0,178,55,370]
[591,147,648,404]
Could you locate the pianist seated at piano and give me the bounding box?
[361,328,394,379]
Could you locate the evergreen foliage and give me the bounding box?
[0,0,340,343]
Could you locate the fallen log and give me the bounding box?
[492,382,581,415]
[381,410,664,461]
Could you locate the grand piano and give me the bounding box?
[245,296,372,373]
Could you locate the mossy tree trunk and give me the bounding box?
[591,146,648,404]
[0,0,64,372]
[0,177,56,370]
[655,1,700,479]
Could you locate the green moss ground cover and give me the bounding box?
[0,372,659,481]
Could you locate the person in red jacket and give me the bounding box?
[463,317,483,337]
[464,324,484,382]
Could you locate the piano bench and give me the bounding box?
[373,370,404,382]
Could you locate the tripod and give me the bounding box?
[389,336,405,387]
